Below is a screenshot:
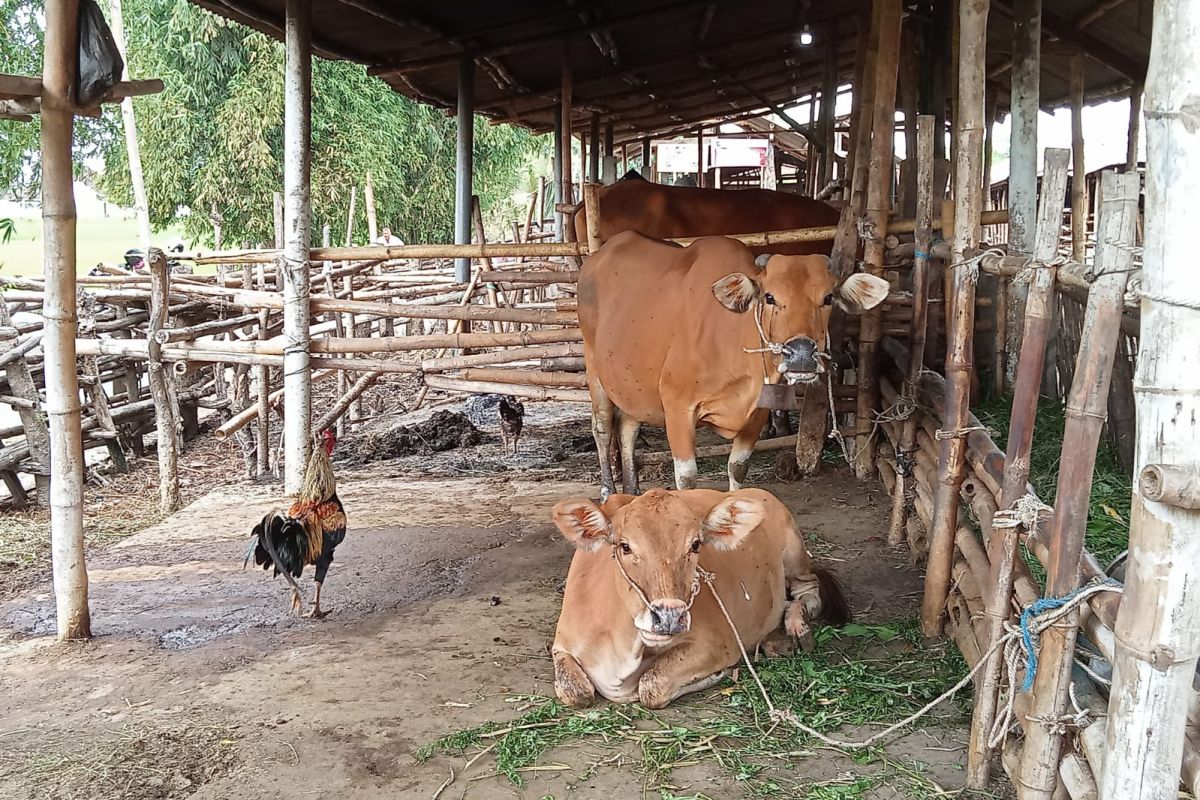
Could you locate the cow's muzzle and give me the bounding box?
[776,336,822,384]
[647,599,691,638]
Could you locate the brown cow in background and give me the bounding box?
[572,175,842,256]
[578,233,889,499]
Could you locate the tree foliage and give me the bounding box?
[1,0,548,246]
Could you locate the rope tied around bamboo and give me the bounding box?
[991,493,1054,533]
[946,246,1008,286]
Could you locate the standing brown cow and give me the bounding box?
[578,232,889,499]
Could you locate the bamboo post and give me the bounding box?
[1019,170,1139,798]
[41,0,90,640]
[107,0,151,252]
[560,47,573,238]
[582,183,602,255]
[1106,335,1136,472]
[255,265,270,477]
[454,56,475,284]
[344,185,357,246]
[364,170,378,244]
[146,251,181,513]
[920,0,988,639]
[281,0,312,493]
[966,148,1071,788]
[314,371,382,434]
[887,115,936,546]
[854,0,903,480]
[1070,53,1088,264]
[1125,84,1143,172]
[1005,0,1041,386]
[1102,6,1200,792]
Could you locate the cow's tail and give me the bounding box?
[812,567,851,627]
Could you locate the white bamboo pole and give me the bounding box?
[1101,0,1200,794]
[41,0,90,640]
[1005,0,1040,385]
[107,0,151,252]
[282,0,312,494]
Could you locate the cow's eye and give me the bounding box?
[822,292,834,306]
[764,293,777,306]
[620,541,632,555]
[690,539,702,554]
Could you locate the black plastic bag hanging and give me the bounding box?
[76,0,125,107]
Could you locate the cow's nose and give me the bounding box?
[649,600,690,636]
[780,336,819,374]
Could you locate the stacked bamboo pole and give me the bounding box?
[922,0,989,639]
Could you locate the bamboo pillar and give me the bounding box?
[921,0,989,639]
[107,0,151,252]
[846,5,875,180]
[887,115,936,546]
[344,185,357,246]
[553,109,564,241]
[1102,5,1200,792]
[588,112,600,184]
[641,137,652,179]
[1125,84,1143,172]
[1070,54,1088,263]
[1005,0,1041,386]
[364,171,377,244]
[1019,170,1139,798]
[696,128,705,187]
[820,19,838,188]
[454,56,475,284]
[41,0,90,641]
[855,0,903,480]
[147,250,181,513]
[966,148,1071,788]
[282,0,312,491]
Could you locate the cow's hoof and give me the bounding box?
[637,673,671,709]
[554,652,596,708]
[761,629,798,658]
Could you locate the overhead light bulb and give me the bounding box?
[798,25,814,46]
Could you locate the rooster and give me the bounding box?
[245,429,346,618]
[499,395,525,456]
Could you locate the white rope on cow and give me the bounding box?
[743,301,788,358]
[702,568,1116,751]
[611,543,704,615]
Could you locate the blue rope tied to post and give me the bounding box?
[1020,579,1121,692]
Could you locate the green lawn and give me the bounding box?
[0,215,190,277]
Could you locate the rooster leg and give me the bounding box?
[289,586,303,614]
[302,581,327,619]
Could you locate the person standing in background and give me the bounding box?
[375,226,403,246]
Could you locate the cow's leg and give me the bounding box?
[664,408,699,490]
[728,410,769,491]
[637,641,736,709]
[553,649,596,708]
[588,379,618,500]
[617,412,641,495]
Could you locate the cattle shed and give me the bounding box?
[3,0,1198,797]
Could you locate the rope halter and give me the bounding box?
[610,542,707,620]
[741,300,829,378]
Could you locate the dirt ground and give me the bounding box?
[0,401,995,800]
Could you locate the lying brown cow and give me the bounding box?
[551,487,849,708]
[578,232,889,498]
[573,176,842,256]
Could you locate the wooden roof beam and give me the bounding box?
[370,0,702,77]
[991,1,1146,82]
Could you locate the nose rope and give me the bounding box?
[741,300,829,376]
[610,544,707,615]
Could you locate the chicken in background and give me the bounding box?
[245,429,346,618]
[499,395,525,456]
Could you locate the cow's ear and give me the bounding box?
[552,499,613,551]
[701,497,766,550]
[712,273,761,313]
[834,273,890,313]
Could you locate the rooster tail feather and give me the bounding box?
[254,512,306,603]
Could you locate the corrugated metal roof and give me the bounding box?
[187,0,1151,140]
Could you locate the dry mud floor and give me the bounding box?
[0,408,994,800]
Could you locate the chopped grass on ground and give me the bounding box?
[973,395,1132,573]
[418,619,967,797]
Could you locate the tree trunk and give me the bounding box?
[146,250,181,513]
